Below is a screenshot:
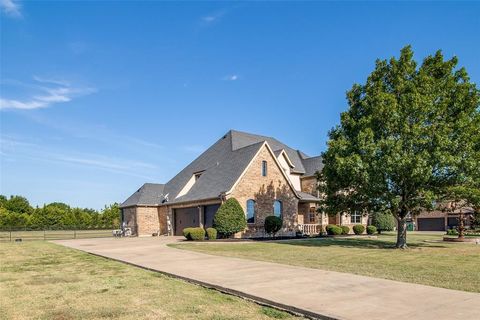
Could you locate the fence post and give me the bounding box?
[10,229,12,242]
[44,229,46,240]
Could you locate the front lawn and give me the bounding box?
[171,232,480,293]
[0,241,302,320]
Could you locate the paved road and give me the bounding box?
[54,237,480,320]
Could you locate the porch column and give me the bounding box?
[198,206,204,228]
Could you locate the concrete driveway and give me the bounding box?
[54,237,480,320]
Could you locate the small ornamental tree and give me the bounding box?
[372,212,396,234]
[213,198,247,238]
[264,216,282,236]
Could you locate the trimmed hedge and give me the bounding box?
[213,198,247,238]
[341,225,350,235]
[366,225,377,235]
[353,224,365,235]
[183,227,205,241]
[326,224,343,235]
[206,227,217,240]
[265,215,283,236]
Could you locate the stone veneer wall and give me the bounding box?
[300,176,318,196]
[229,145,298,238]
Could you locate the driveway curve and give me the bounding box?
[54,237,480,320]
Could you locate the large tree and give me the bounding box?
[319,46,479,248]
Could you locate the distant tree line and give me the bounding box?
[0,195,121,230]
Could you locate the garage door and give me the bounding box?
[417,218,445,231]
[174,207,199,236]
[204,204,220,229]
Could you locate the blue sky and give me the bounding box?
[1,1,479,209]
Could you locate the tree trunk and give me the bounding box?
[458,210,465,239]
[396,217,408,249]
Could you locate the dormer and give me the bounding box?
[275,149,301,191]
[176,170,205,199]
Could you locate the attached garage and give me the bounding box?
[417,218,445,231]
[174,207,199,236]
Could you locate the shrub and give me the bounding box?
[366,225,377,235]
[372,212,396,234]
[264,216,283,236]
[206,227,217,240]
[341,225,350,235]
[213,198,247,238]
[353,224,365,235]
[325,224,336,234]
[183,227,205,241]
[183,227,194,239]
[326,225,342,235]
[189,227,206,241]
[446,228,458,236]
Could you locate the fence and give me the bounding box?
[0,227,119,242]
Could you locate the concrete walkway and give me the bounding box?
[54,237,480,320]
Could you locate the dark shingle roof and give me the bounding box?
[121,130,323,206]
[230,130,307,174]
[120,183,165,208]
[297,191,321,202]
[301,156,324,177]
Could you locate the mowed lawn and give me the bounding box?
[0,242,303,320]
[171,232,480,293]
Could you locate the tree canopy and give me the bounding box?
[319,46,480,248]
[0,195,120,230]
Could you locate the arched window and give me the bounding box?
[261,160,267,176]
[246,199,255,223]
[273,200,282,219]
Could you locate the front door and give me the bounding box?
[174,207,199,236]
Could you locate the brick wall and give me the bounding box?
[136,206,160,236]
[229,144,298,237]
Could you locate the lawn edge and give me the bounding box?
[53,242,337,320]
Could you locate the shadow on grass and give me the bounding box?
[269,237,448,250]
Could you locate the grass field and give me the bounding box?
[171,232,480,293]
[0,229,113,242]
[0,241,302,320]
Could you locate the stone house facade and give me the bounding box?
[120,130,368,237]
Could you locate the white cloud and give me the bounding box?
[0,76,96,110]
[201,9,227,24]
[1,0,22,18]
[223,74,239,81]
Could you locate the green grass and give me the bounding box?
[0,241,302,320]
[171,232,480,293]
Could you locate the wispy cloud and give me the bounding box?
[223,74,239,81]
[0,76,96,110]
[0,0,22,18]
[201,9,227,24]
[0,136,157,179]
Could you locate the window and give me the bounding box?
[194,171,204,181]
[273,200,282,219]
[351,211,362,224]
[261,160,267,176]
[309,207,316,223]
[246,199,255,223]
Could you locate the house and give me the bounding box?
[414,207,474,231]
[120,130,368,237]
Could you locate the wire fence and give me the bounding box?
[0,226,122,242]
